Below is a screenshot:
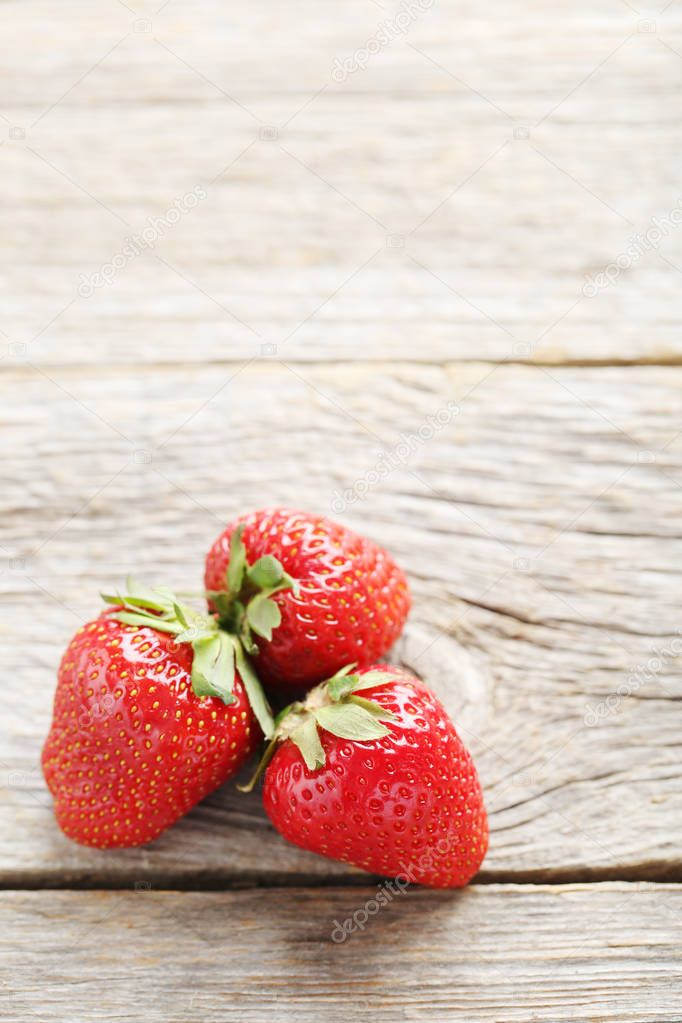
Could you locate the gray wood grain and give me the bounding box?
[3,3,682,1019]
[2,884,681,1022]
[2,361,681,884]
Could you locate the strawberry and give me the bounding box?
[42,579,277,848]
[204,509,411,692]
[248,664,487,888]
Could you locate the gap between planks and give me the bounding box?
[4,358,682,376]
[5,864,682,892]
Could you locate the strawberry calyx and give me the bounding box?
[238,665,397,792]
[102,575,276,738]
[206,525,299,658]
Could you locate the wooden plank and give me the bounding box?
[1,361,681,883]
[2,2,681,365]
[3,8,681,1021]
[2,884,681,1022]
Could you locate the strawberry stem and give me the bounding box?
[237,733,281,793]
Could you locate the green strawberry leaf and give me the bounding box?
[103,593,167,614]
[175,627,216,644]
[314,703,392,741]
[246,596,281,641]
[126,595,173,612]
[226,526,248,595]
[239,625,260,657]
[324,663,359,702]
[327,673,360,702]
[233,640,275,738]
[349,669,396,693]
[347,694,397,721]
[209,591,234,620]
[247,555,285,590]
[335,663,358,677]
[112,611,181,634]
[273,703,299,729]
[173,602,189,629]
[290,715,326,771]
[126,577,176,608]
[191,633,237,705]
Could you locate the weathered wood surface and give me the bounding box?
[3,884,682,1022]
[1,362,681,885]
[2,2,682,1019]
[2,2,682,366]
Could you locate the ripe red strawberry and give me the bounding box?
[42,579,275,848]
[252,664,487,888]
[204,509,411,692]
